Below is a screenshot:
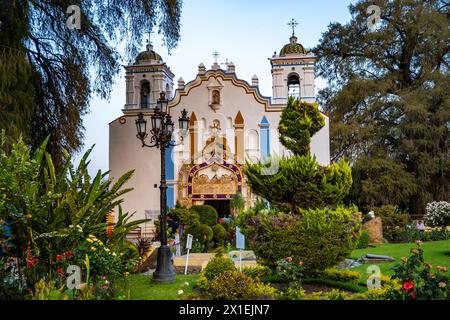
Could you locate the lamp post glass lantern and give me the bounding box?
[135,92,189,283]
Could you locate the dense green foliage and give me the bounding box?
[356,230,370,249]
[0,0,182,169]
[0,135,144,299]
[191,205,218,226]
[245,96,352,213]
[374,205,410,242]
[200,270,276,300]
[278,97,325,156]
[315,0,450,215]
[202,254,236,281]
[244,144,352,212]
[211,224,227,243]
[239,207,361,272]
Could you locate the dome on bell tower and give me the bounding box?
[279,35,307,56]
[135,43,163,63]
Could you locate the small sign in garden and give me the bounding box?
[184,234,193,275]
[236,227,245,271]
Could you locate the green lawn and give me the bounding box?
[350,240,450,283]
[125,241,449,299]
[126,274,199,300]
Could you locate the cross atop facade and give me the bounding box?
[287,18,299,36]
[213,51,220,63]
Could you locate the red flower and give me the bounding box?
[57,267,65,277]
[402,280,415,292]
[410,291,416,299]
[218,218,225,223]
[56,254,63,261]
[65,249,73,256]
[286,257,293,262]
[27,258,39,268]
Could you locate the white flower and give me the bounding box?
[184,282,189,286]
[112,252,117,256]
[177,290,184,295]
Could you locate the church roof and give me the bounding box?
[135,44,162,62]
[280,35,307,56]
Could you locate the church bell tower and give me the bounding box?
[270,19,317,105]
[123,42,174,111]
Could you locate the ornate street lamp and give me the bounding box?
[135,92,189,283]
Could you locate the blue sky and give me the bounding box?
[75,0,356,176]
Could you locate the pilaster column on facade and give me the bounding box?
[234,111,245,165]
[189,112,198,164]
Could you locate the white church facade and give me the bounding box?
[109,32,330,236]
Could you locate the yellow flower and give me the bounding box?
[401,257,407,263]
[438,282,447,288]
[98,241,103,246]
[26,214,32,219]
[411,249,419,255]
[90,246,96,251]
[124,272,129,276]
[104,248,110,252]
[437,266,448,273]
[415,240,423,247]
[86,238,94,243]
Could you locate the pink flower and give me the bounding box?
[102,276,107,280]
[102,285,108,290]
[286,257,293,262]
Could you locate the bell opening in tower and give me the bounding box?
[287,73,300,99]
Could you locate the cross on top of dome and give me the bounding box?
[287,18,299,36]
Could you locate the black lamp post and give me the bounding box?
[135,92,189,283]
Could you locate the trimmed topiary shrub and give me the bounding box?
[205,271,276,300]
[171,207,200,227]
[356,230,370,249]
[190,223,213,243]
[212,224,227,243]
[239,206,361,273]
[203,253,236,281]
[191,205,218,226]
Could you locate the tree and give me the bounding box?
[0,0,182,169]
[314,0,450,215]
[244,97,352,213]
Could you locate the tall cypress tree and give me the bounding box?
[314,0,449,215]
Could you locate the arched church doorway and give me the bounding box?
[204,200,231,218]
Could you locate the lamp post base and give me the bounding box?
[152,245,176,283]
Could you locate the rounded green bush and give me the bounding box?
[206,271,275,300]
[203,255,236,281]
[239,207,361,273]
[191,205,218,226]
[212,224,227,242]
[190,223,213,242]
[356,230,370,249]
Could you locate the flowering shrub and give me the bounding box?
[0,136,144,299]
[390,241,448,300]
[275,257,305,289]
[425,201,450,228]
